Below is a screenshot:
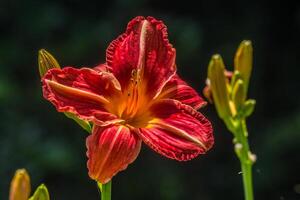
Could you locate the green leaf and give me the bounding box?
[64,112,92,133]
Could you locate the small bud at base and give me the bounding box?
[248,152,257,163]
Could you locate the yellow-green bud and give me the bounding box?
[9,169,31,200]
[243,99,256,117]
[29,184,50,200]
[208,54,232,119]
[230,70,241,90]
[234,40,253,95]
[38,49,61,77]
[232,79,246,113]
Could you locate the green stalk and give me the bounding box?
[241,161,253,200]
[234,119,254,200]
[98,181,112,200]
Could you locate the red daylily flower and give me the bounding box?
[42,16,214,183]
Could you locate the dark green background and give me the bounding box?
[1,0,300,199]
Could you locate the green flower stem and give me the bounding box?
[234,119,254,200]
[98,181,112,200]
[241,160,253,200]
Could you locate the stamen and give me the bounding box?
[122,69,143,119]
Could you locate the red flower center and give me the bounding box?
[104,69,151,128]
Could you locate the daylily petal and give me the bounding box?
[106,16,176,98]
[136,99,213,161]
[93,63,112,73]
[86,125,141,183]
[42,67,122,125]
[158,74,207,109]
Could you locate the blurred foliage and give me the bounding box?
[0,0,300,199]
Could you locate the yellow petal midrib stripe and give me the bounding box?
[46,79,110,105]
[148,119,207,150]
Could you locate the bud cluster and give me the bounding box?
[204,41,256,165]
[205,41,255,131]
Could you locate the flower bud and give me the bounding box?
[38,49,92,133]
[234,40,253,94]
[232,79,246,113]
[9,169,31,200]
[207,54,231,119]
[38,49,61,77]
[242,99,256,117]
[234,143,243,159]
[248,152,257,163]
[29,184,50,200]
[230,70,241,90]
